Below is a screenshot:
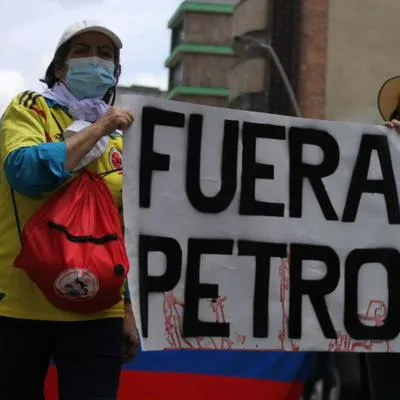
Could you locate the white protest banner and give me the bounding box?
[123,95,400,353]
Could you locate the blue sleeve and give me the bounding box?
[5,142,72,198]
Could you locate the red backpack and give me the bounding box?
[12,171,130,314]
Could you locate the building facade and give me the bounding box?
[165,0,238,107]
[230,0,400,122]
[167,0,400,123]
[230,0,325,118]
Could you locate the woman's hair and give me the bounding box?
[40,39,121,105]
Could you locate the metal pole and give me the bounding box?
[234,35,302,117]
[259,42,302,118]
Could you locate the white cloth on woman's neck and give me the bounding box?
[42,82,111,122]
[42,82,110,171]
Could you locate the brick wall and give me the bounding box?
[297,0,329,119]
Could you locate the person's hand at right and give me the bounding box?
[95,107,135,136]
[384,119,400,134]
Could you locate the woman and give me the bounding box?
[0,21,137,400]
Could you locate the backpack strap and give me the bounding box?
[50,109,65,135]
[10,189,22,244]
[99,168,122,178]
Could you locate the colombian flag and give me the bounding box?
[45,349,314,399]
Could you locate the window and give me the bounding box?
[172,63,183,86]
[171,22,185,50]
[168,62,183,90]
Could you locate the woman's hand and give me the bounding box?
[95,107,135,137]
[122,303,139,363]
[65,107,134,171]
[384,119,400,134]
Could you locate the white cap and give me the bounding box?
[55,20,123,52]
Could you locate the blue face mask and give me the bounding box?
[65,57,117,100]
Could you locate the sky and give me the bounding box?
[0,0,182,113]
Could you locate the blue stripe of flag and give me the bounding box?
[126,349,315,383]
